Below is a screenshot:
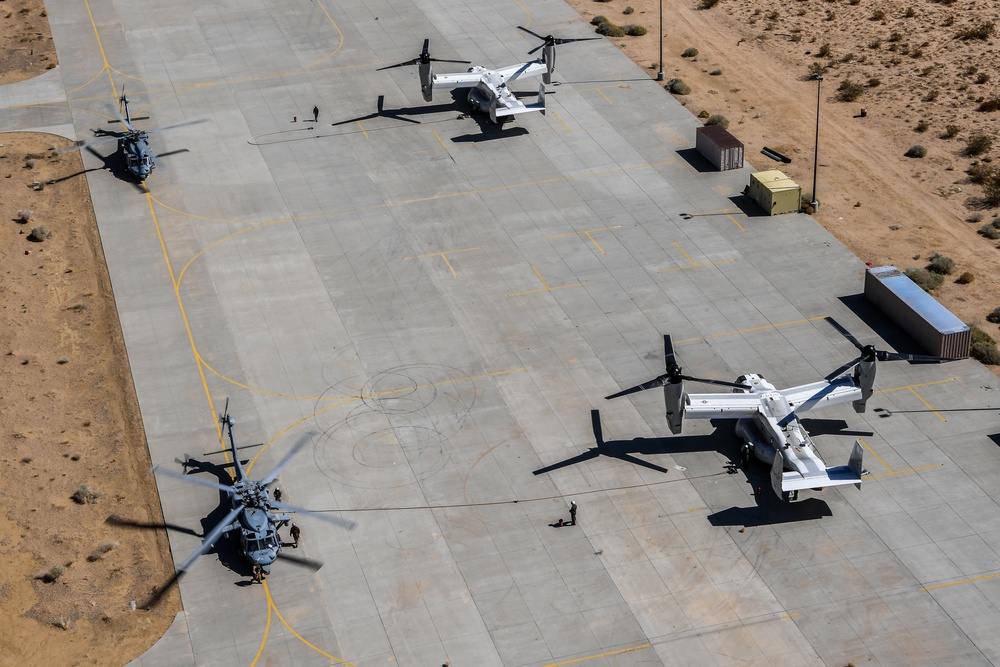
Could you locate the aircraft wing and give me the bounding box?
[496,61,547,84]
[779,376,861,414]
[432,71,482,89]
[683,392,763,420]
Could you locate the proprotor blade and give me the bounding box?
[604,374,667,400]
[664,335,677,370]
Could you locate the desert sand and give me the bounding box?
[0,132,180,667]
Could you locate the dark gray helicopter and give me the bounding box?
[152,404,355,584]
[59,86,205,181]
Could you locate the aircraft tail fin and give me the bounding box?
[778,440,865,494]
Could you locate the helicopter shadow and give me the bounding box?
[79,143,146,191]
[533,410,735,476]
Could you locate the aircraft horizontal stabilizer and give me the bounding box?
[774,440,865,493]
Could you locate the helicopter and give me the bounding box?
[151,403,355,587]
[376,29,598,124]
[603,321,955,500]
[58,86,206,181]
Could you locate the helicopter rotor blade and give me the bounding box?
[54,135,119,154]
[177,505,243,574]
[258,433,313,487]
[276,550,324,571]
[554,36,601,45]
[664,335,678,370]
[270,499,357,530]
[152,465,234,494]
[147,117,210,134]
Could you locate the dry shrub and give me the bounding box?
[965,134,994,156]
[956,272,975,284]
[837,80,864,102]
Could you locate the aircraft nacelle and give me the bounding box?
[852,359,875,413]
[542,43,555,85]
[419,61,434,102]
[664,381,684,435]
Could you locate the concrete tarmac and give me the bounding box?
[4,0,1000,665]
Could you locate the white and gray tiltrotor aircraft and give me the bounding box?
[606,327,952,500]
[377,29,597,124]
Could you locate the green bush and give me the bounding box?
[699,0,720,8]
[43,565,66,583]
[965,134,994,156]
[927,253,955,274]
[837,79,864,102]
[705,114,730,129]
[978,98,1000,112]
[979,221,1000,239]
[971,341,1000,365]
[595,21,626,37]
[972,325,996,346]
[667,79,691,95]
[904,267,944,291]
[905,145,927,158]
[623,6,634,14]
[710,69,723,76]
[984,172,1000,206]
[624,24,647,36]
[681,47,699,58]
[957,21,995,40]
[987,308,1000,324]
[591,15,608,25]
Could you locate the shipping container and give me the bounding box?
[696,125,744,171]
[864,266,970,359]
[748,170,801,216]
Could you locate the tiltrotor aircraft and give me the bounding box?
[152,405,355,582]
[59,86,205,181]
[605,324,953,500]
[377,29,598,124]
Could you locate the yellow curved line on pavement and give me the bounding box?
[249,588,273,667]
[264,579,359,666]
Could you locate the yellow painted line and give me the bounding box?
[594,87,614,105]
[860,438,894,473]
[403,247,480,278]
[726,211,746,232]
[658,242,737,272]
[263,581,359,666]
[432,129,449,151]
[909,386,947,422]
[249,586,273,667]
[687,507,707,513]
[507,265,586,297]
[551,111,571,132]
[781,613,800,620]
[541,643,653,666]
[867,463,942,479]
[922,571,1000,591]
[547,225,622,255]
[875,377,957,393]
[356,120,368,140]
[144,191,226,459]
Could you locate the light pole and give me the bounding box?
[656,0,665,81]
[810,73,822,211]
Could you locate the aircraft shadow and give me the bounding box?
[799,418,873,438]
[533,410,735,475]
[709,497,833,527]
